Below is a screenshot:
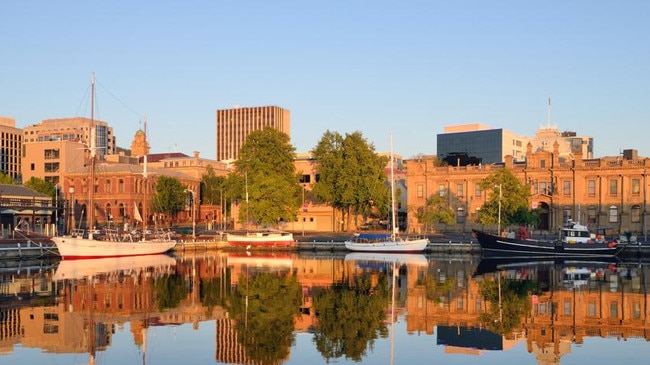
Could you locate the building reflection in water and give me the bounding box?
[0,252,648,364]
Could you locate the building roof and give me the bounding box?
[0,184,50,198]
[66,163,199,181]
[143,152,190,163]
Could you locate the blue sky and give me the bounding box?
[2,0,648,160]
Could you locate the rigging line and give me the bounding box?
[74,83,92,117]
[96,80,144,119]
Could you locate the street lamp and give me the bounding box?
[301,184,306,236]
[495,184,502,235]
[69,187,75,234]
[184,189,196,241]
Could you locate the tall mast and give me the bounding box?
[143,153,148,237]
[89,73,96,233]
[390,133,397,236]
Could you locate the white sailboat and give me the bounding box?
[344,134,429,252]
[51,74,177,259]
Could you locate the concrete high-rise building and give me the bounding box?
[215,106,290,162]
[0,116,23,181]
[22,117,116,185]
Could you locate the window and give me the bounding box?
[540,159,546,168]
[540,182,547,195]
[588,180,596,197]
[105,179,111,193]
[439,184,446,197]
[610,301,619,318]
[563,206,572,223]
[632,178,640,195]
[588,301,597,317]
[456,207,465,224]
[44,149,60,159]
[474,184,481,197]
[118,179,124,193]
[44,162,59,173]
[457,183,464,198]
[609,179,618,196]
[609,205,618,223]
[417,184,424,198]
[631,205,641,223]
[587,205,597,224]
[563,180,571,196]
[563,300,571,315]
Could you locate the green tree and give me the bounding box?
[152,274,189,311]
[24,177,56,197]
[227,272,302,365]
[478,169,532,230]
[0,172,16,185]
[150,176,187,222]
[234,127,300,227]
[200,165,227,205]
[311,130,389,231]
[478,275,537,335]
[312,272,390,362]
[413,194,455,230]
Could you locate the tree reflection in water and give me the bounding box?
[153,273,190,311]
[312,272,390,362]
[478,273,540,335]
[228,272,302,365]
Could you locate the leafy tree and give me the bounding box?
[477,169,532,230]
[200,165,227,205]
[0,172,16,185]
[150,176,187,222]
[227,272,302,365]
[311,130,389,231]
[152,274,189,311]
[312,272,390,362]
[478,276,537,335]
[234,127,300,227]
[412,194,455,230]
[24,177,56,197]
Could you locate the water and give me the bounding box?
[1,252,649,364]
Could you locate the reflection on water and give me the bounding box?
[1,252,649,364]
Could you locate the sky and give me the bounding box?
[1,0,649,160]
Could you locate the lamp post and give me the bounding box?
[495,184,502,235]
[184,189,196,241]
[301,184,306,236]
[69,187,75,234]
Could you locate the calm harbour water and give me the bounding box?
[2,251,649,365]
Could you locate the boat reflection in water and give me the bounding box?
[1,252,649,364]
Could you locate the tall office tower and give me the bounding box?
[0,116,23,181]
[216,106,290,162]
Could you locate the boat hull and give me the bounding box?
[51,236,177,260]
[472,229,622,257]
[226,231,296,248]
[344,237,429,253]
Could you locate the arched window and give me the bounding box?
[119,202,126,218]
[608,205,618,223]
[106,203,112,221]
[118,179,124,193]
[456,207,465,224]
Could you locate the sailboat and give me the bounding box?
[226,172,295,248]
[51,74,177,259]
[344,134,429,252]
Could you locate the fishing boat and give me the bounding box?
[344,134,429,253]
[472,220,623,257]
[51,74,177,260]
